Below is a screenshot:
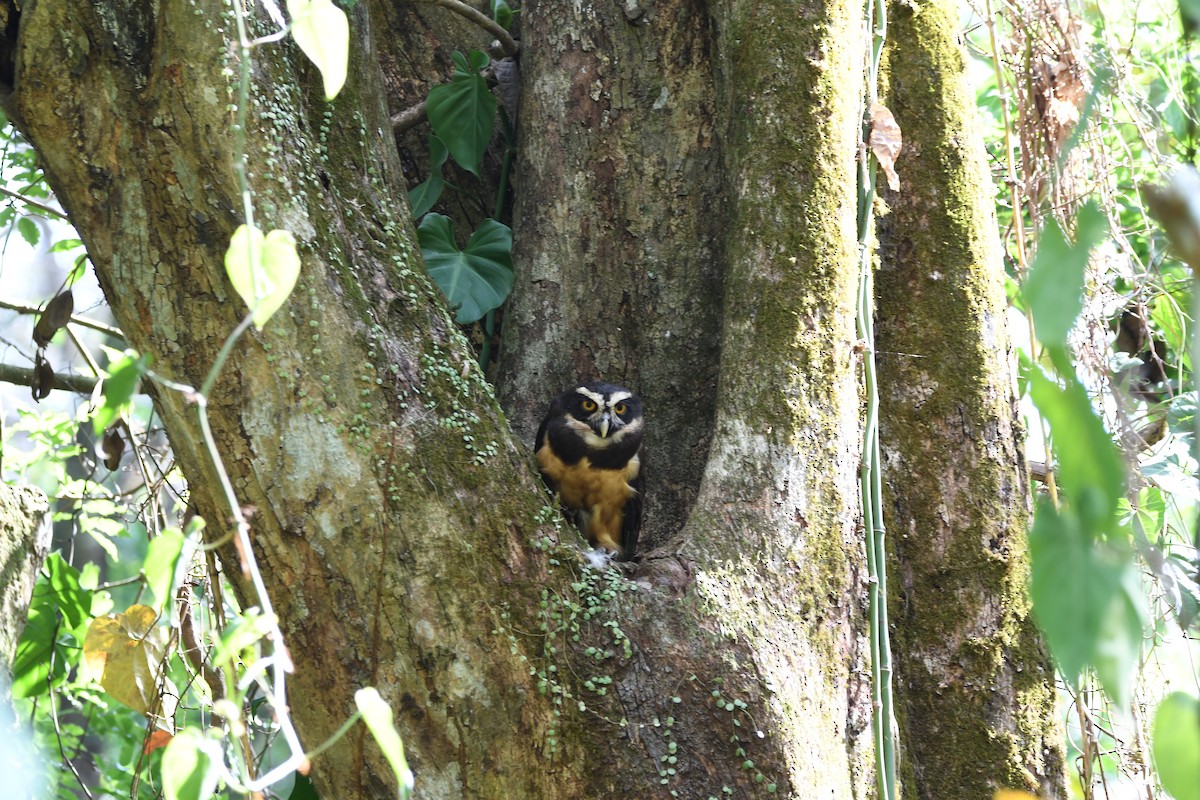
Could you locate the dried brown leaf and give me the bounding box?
[869,102,903,192]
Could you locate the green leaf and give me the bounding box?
[418,214,513,323]
[225,225,302,329]
[491,0,513,28]
[1153,692,1200,800]
[11,554,92,697]
[162,728,221,800]
[45,553,89,635]
[1028,502,1146,706]
[356,688,414,799]
[49,238,83,252]
[1023,201,1108,347]
[408,135,449,219]
[426,51,496,176]
[17,216,39,247]
[288,0,350,100]
[143,527,185,611]
[1025,364,1125,532]
[93,351,149,435]
[11,604,59,698]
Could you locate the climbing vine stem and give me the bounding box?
[856,0,898,798]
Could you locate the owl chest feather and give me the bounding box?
[536,446,640,510]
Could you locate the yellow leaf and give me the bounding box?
[994,791,1041,800]
[82,604,178,720]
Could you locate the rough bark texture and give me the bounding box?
[6,2,569,796]
[503,0,876,794]
[0,484,49,674]
[498,0,725,549]
[0,0,1065,797]
[876,0,1067,796]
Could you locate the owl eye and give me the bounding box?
[581,399,598,412]
[613,402,627,415]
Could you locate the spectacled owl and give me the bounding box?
[535,382,644,560]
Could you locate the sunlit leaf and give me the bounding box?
[82,605,178,717]
[92,350,149,435]
[225,225,302,330]
[144,527,185,611]
[356,688,414,798]
[288,0,350,100]
[1153,692,1200,800]
[49,237,83,252]
[163,728,221,800]
[1023,201,1107,347]
[418,214,513,323]
[868,102,902,191]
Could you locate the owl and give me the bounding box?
[535,382,644,560]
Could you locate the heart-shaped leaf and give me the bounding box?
[288,0,349,100]
[418,214,512,324]
[225,225,302,329]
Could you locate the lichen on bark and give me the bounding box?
[875,0,1066,796]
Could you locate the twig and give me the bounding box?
[420,0,518,57]
[391,99,429,135]
[0,184,69,221]
[0,298,125,340]
[0,361,100,395]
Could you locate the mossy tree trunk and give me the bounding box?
[0,0,1059,796]
[876,0,1066,796]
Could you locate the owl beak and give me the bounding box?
[597,412,612,438]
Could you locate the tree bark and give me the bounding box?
[876,0,1066,796]
[0,0,1063,797]
[0,484,49,676]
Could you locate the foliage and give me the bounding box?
[1,4,408,799]
[418,214,514,324]
[968,0,1200,795]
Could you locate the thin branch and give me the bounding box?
[0,298,125,340]
[0,184,69,221]
[391,99,429,135]
[0,361,99,395]
[420,0,519,57]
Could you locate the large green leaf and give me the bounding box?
[11,554,92,698]
[1153,692,1200,800]
[1022,201,1108,347]
[426,51,495,176]
[1028,501,1147,706]
[418,214,513,324]
[408,134,449,219]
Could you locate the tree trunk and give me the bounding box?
[876,0,1066,796]
[0,484,49,676]
[0,0,1060,796]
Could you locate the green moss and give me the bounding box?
[875,0,1063,795]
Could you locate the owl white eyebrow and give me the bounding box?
[575,387,606,406]
[608,391,632,404]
